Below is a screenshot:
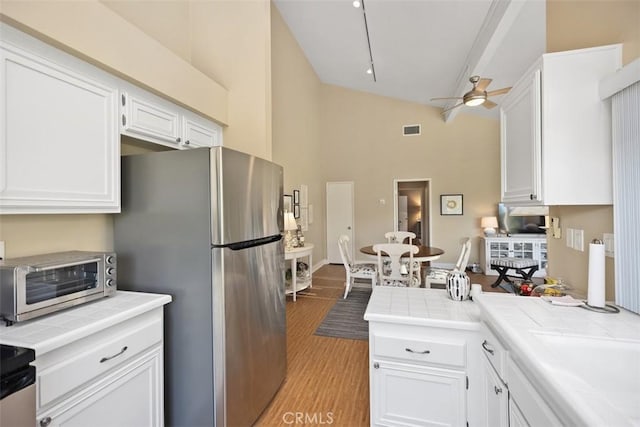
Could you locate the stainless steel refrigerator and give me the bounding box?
[114,147,286,427]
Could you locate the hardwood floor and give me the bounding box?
[255,264,512,426]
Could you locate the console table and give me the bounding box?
[285,244,313,301]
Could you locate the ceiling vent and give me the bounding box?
[403,124,421,136]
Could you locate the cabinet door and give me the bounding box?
[480,356,508,427]
[0,42,119,213]
[181,115,220,148]
[121,91,181,147]
[371,360,466,427]
[500,68,542,204]
[38,347,163,427]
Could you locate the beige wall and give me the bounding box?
[546,0,640,299]
[320,86,501,265]
[270,6,325,263]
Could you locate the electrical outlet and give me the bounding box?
[0,241,4,260]
[574,229,584,251]
[566,228,574,248]
[603,233,614,257]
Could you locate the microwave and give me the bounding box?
[0,251,116,325]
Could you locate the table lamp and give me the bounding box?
[284,211,298,251]
[481,216,498,236]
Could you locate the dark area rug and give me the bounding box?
[314,287,371,341]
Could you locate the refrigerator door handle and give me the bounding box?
[213,234,282,251]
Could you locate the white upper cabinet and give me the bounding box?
[500,44,622,205]
[120,87,221,150]
[0,24,120,214]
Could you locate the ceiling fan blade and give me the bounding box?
[475,78,492,92]
[442,102,464,113]
[486,87,511,97]
[430,97,463,101]
[482,99,498,109]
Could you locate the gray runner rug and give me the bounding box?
[314,287,371,341]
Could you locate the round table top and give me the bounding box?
[360,245,444,261]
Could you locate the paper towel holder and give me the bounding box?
[582,238,620,313]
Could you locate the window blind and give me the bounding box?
[612,80,640,314]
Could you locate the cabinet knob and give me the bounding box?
[176,137,181,143]
[373,362,379,369]
[185,140,190,145]
[40,417,52,427]
[494,385,503,395]
[530,193,536,200]
[122,115,127,127]
[121,93,126,106]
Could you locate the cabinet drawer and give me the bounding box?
[373,334,466,368]
[480,323,507,378]
[38,316,162,407]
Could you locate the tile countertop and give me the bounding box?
[364,286,480,330]
[0,291,172,356]
[475,293,640,426]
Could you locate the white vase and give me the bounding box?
[446,270,470,301]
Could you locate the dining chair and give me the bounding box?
[384,231,421,282]
[384,231,416,244]
[338,235,377,299]
[373,243,420,287]
[424,238,472,288]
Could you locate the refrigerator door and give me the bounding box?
[210,147,283,246]
[212,239,286,427]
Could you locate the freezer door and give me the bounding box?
[212,238,286,426]
[211,147,283,245]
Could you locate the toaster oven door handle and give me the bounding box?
[33,258,103,272]
[99,346,128,363]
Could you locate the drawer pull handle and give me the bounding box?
[482,340,495,355]
[494,385,503,395]
[405,347,430,354]
[40,417,52,427]
[100,346,128,363]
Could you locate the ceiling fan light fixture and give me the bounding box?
[352,0,361,8]
[366,67,373,74]
[463,91,486,107]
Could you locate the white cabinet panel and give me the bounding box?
[480,356,508,427]
[372,360,466,427]
[121,91,180,147]
[500,45,621,205]
[0,28,119,214]
[182,115,220,148]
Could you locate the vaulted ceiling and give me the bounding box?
[274,0,546,122]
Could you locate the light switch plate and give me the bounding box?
[0,241,4,260]
[574,229,584,252]
[566,228,574,248]
[603,233,614,257]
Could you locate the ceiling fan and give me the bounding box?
[431,76,511,113]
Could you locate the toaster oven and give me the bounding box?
[0,251,116,325]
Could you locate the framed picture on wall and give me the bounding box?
[293,204,300,219]
[440,194,463,215]
[293,190,300,205]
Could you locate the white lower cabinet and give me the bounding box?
[35,308,165,427]
[372,360,466,426]
[38,347,162,427]
[479,356,508,427]
[368,321,480,427]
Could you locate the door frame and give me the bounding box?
[393,178,432,245]
[326,181,355,263]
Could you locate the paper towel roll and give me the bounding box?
[587,241,606,308]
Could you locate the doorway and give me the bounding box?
[394,179,431,245]
[326,182,355,264]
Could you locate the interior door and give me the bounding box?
[398,196,408,231]
[326,182,354,264]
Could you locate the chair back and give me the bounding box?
[337,235,353,269]
[453,238,472,272]
[372,243,419,285]
[384,231,416,244]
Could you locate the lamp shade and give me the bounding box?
[481,216,498,229]
[284,212,297,231]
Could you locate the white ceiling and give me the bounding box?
[274,0,546,121]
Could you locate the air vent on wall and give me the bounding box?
[403,124,421,136]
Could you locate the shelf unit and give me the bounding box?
[480,236,547,278]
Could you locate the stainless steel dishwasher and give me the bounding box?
[0,344,36,427]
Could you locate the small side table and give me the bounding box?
[285,244,314,301]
